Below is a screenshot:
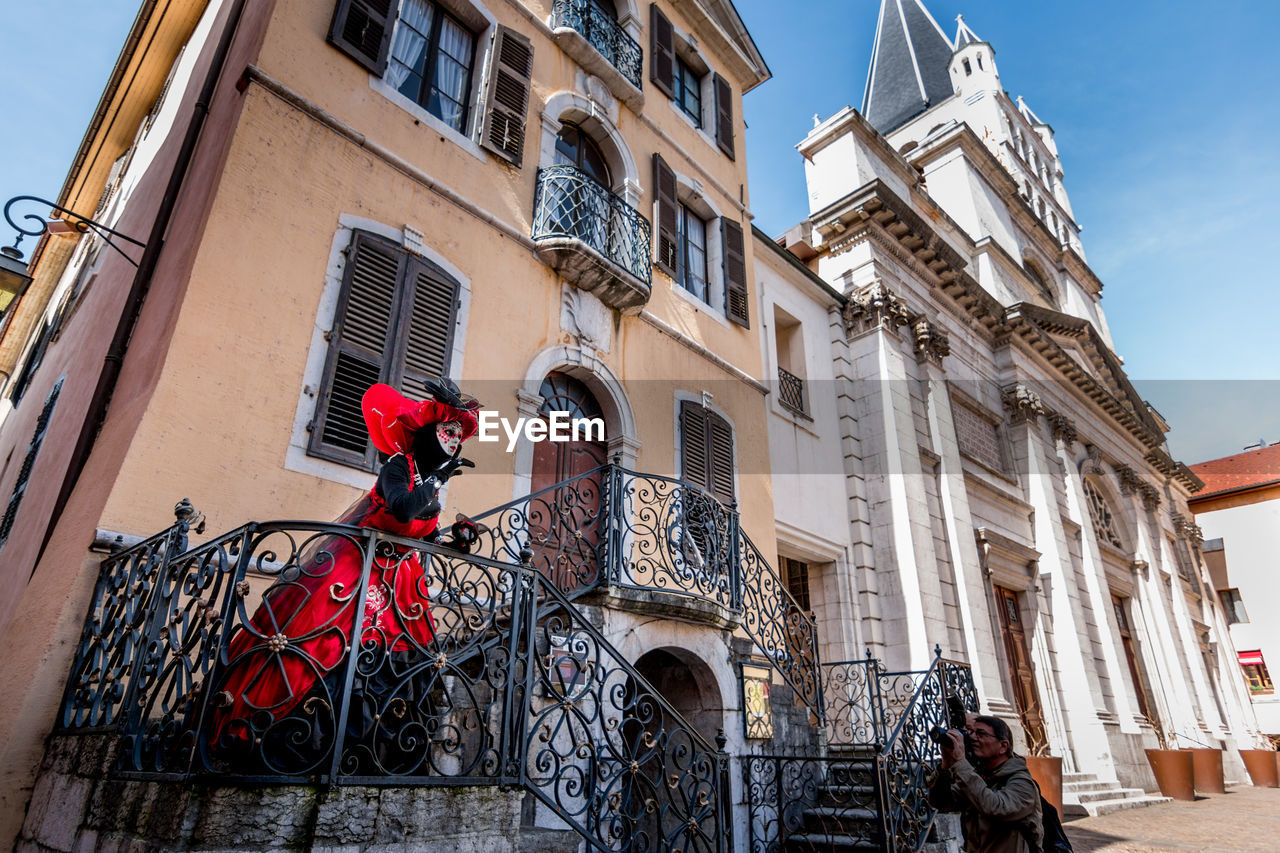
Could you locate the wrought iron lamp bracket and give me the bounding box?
[4,195,145,268]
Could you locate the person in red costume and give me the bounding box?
[206,380,480,772]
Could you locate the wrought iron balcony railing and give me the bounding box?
[777,366,806,415]
[532,165,652,286]
[550,0,643,90]
[59,510,731,853]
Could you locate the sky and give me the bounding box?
[2,0,1277,464]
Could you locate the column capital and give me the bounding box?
[1001,382,1044,425]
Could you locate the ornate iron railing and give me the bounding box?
[59,508,732,852]
[744,753,883,853]
[777,366,806,416]
[469,462,822,717]
[877,650,979,852]
[550,0,643,89]
[532,165,652,285]
[821,655,883,747]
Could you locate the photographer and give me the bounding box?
[928,715,1042,853]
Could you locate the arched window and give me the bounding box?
[554,122,611,187]
[1083,479,1124,549]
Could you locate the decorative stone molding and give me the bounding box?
[842,280,914,335]
[1047,412,1076,449]
[1112,463,1144,495]
[1000,383,1044,425]
[912,317,950,363]
[1140,484,1162,512]
[1131,559,1150,580]
[1172,514,1204,546]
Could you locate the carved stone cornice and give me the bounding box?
[912,317,950,363]
[1001,383,1044,425]
[1140,484,1162,512]
[1047,412,1076,449]
[1112,463,1144,495]
[1131,559,1150,580]
[1172,514,1204,546]
[842,280,915,335]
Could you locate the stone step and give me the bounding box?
[1061,794,1170,818]
[1062,772,1099,783]
[1074,787,1150,804]
[1064,780,1115,794]
[785,831,882,851]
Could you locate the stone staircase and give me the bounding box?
[784,751,883,852]
[1061,771,1170,817]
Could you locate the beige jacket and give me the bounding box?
[929,754,1043,853]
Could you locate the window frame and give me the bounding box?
[385,0,480,134]
[676,202,708,301]
[308,230,461,471]
[672,56,703,126]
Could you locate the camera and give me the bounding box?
[929,695,976,762]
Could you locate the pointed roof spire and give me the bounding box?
[861,0,957,134]
[953,14,981,50]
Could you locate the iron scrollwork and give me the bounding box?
[4,195,145,266]
[532,165,653,285]
[550,0,643,89]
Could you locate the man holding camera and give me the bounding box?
[928,715,1043,852]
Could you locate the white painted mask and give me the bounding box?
[436,421,464,456]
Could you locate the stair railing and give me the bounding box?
[877,649,978,852]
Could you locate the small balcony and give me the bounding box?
[532,164,652,313]
[549,0,644,111]
[777,365,807,416]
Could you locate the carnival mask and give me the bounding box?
[436,420,464,456]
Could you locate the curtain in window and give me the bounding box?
[433,17,474,129]
[387,0,434,92]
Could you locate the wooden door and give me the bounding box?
[1112,595,1154,721]
[528,372,607,592]
[994,585,1048,751]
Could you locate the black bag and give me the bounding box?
[1039,796,1073,853]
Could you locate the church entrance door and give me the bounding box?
[994,584,1048,752]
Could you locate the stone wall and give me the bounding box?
[19,734,581,853]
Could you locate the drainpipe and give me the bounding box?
[36,0,251,568]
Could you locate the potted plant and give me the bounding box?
[1143,718,1194,800]
[1239,736,1279,788]
[1019,713,1063,814]
[1177,735,1225,795]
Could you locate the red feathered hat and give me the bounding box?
[361,382,479,456]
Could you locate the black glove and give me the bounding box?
[438,457,476,481]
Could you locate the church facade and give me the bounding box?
[765,0,1264,803]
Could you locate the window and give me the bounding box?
[780,556,811,612]
[1239,651,1273,695]
[0,376,63,552]
[773,307,806,415]
[386,0,477,132]
[1219,588,1249,624]
[649,4,734,158]
[554,122,611,184]
[1083,479,1124,549]
[679,399,734,504]
[962,58,972,76]
[676,203,708,301]
[673,57,702,125]
[309,231,460,469]
[652,154,749,327]
[328,0,533,164]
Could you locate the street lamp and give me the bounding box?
[0,245,31,319]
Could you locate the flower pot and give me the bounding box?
[1026,755,1064,815]
[1238,749,1279,787]
[1186,748,1225,794]
[1145,749,1194,800]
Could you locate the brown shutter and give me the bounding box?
[327,0,396,74]
[311,233,403,466]
[0,377,63,549]
[721,217,749,327]
[396,259,460,400]
[679,400,709,489]
[653,153,679,277]
[480,26,534,166]
[650,4,675,99]
[707,410,735,503]
[713,72,735,159]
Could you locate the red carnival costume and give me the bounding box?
[208,382,479,759]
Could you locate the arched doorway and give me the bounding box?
[633,648,723,746]
[526,372,608,593]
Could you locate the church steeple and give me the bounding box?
[947,13,1000,95]
[860,0,956,134]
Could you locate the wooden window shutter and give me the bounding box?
[0,376,63,549]
[713,72,734,159]
[395,259,460,401]
[480,26,534,166]
[650,4,675,98]
[679,400,710,490]
[327,0,396,74]
[311,233,404,466]
[653,153,679,277]
[707,410,735,503]
[721,217,749,327]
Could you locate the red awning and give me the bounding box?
[1238,649,1266,666]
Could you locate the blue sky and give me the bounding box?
[2,0,1277,463]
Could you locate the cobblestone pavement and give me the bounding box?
[1064,786,1280,852]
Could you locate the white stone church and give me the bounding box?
[759,0,1265,809]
